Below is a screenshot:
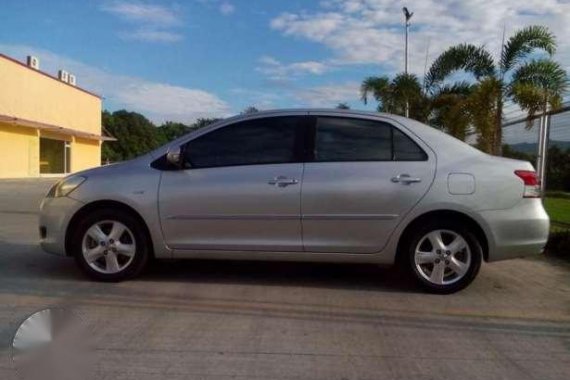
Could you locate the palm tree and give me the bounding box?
[430,82,474,140]
[467,78,503,153]
[510,59,568,127]
[361,73,430,123]
[426,25,560,155]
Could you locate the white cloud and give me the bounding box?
[219,2,235,15]
[257,56,330,80]
[119,29,183,43]
[271,12,345,42]
[0,45,230,123]
[293,82,361,107]
[231,82,361,110]
[198,0,236,15]
[270,0,570,75]
[101,1,181,26]
[229,88,279,109]
[101,1,184,43]
[118,83,229,121]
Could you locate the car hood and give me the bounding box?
[66,154,153,180]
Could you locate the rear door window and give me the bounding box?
[314,117,427,162]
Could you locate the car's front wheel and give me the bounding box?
[71,209,150,281]
[404,220,482,294]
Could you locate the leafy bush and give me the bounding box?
[546,230,570,259]
[545,191,570,199]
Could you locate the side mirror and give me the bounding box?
[166,146,184,169]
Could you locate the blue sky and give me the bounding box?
[1,0,569,124]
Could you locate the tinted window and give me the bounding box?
[184,117,299,168]
[314,117,427,162]
[393,128,428,161]
[315,117,392,161]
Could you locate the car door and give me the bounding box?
[301,114,436,253]
[158,115,307,252]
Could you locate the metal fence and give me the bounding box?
[502,102,570,192]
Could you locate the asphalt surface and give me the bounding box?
[0,179,570,379]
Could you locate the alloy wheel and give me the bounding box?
[81,220,136,274]
[414,229,471,286]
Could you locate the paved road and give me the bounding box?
[0,179,570,379]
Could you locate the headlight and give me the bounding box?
[47,176,87,198]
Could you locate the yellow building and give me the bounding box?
[0,53,112,178]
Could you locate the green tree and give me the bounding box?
[545,146,570,191]
[361,73,430,122]
[102,111,221,163]
[503,144,570,192]
[102,110,162,162]
[466,78,503,152]
[156,122,192,145]
[502,144,535,162]
[241,106,259,114]
[430,82,473,140]
[156,118,220,143]
[193,118,221,129]
[426,25,561,155]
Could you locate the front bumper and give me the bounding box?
[480,199,550,262]
[39,196,84,256]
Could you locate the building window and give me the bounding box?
[40,138,69,174]
[65,141,71,173]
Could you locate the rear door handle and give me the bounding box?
[268,176,299,187]
[391,174,422,184]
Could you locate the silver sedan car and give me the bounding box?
[39,109,550,293]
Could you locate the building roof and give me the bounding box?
[0,114,116,141]
[0,53,102,99]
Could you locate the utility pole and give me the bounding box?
[422,37,431,94]
[403,7,413,118]
[536,100,550,196]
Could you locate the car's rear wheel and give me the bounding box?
[71,209,150,281]
[404,220,482,294]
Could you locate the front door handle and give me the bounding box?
[268,176,299,187]
[391,174,422,184]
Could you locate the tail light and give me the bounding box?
[514,170,541,198]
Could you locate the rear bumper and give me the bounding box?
[39,196,84,256]
[480,199,550,262]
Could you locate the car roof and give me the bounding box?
[234,108,393,118]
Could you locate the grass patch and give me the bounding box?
[544,197,570,259]
[544,197,570,225]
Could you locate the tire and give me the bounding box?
[403,220,482,294]
[70,208,150,282]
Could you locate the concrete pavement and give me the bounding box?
[0,179,569,379]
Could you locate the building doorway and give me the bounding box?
[40,137,70,174]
